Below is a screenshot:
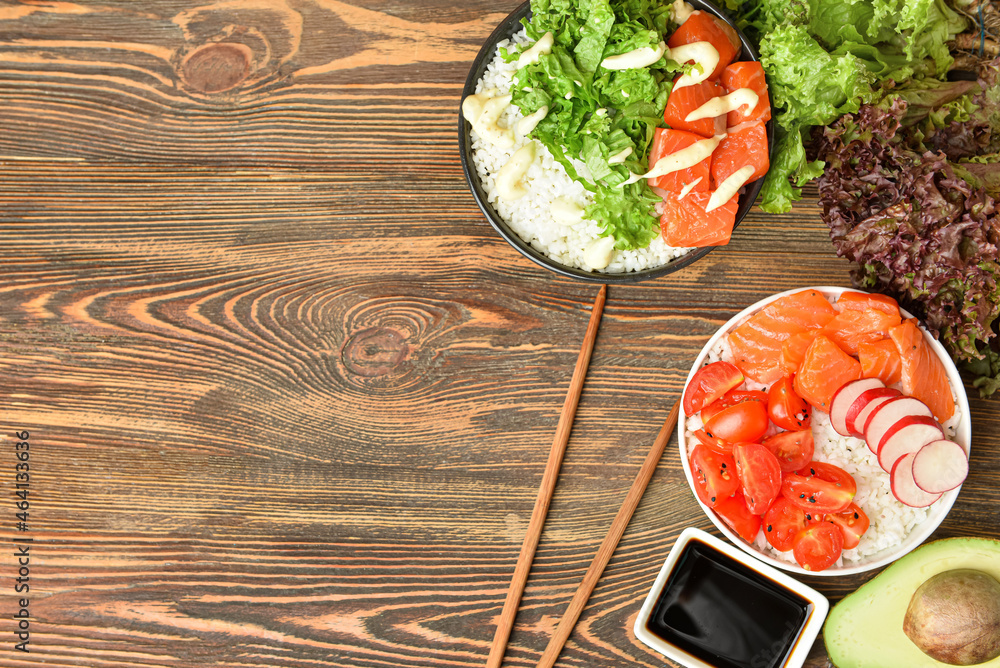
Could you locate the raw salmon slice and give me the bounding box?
[648,127,711,192]
[721,61,771,126]
[659,189,737,247]
[793,335,863,412]
[667,10,741,81]
[710,121,769,188]
[858,338,902,386]
[664,78,726,138]
[728,290,837,384]
[836,291,901,315]
[821,304,902,356]
[780,329,822,375]
[887,319,955,422]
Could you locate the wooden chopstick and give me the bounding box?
[486,284,608,668]
[535,398,681,668]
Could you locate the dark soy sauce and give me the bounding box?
[645,539,812,668]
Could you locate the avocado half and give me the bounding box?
[825,537,1000,668]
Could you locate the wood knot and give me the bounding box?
[180,43,251,94]
[341,327,409,378]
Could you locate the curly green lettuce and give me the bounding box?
[720,0,967,213]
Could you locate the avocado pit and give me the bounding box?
[903,568,1000,666]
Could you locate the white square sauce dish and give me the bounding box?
[634,528,829,668]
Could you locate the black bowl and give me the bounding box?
[459,0,774,283]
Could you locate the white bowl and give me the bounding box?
[678,286,972,576]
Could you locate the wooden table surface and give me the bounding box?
[1,1,998,667]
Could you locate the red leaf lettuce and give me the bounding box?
[815,58,1000,395]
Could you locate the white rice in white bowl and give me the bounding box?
[679,287,971,575]
[468,31,694,274]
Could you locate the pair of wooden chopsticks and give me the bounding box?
[487,284,681,668]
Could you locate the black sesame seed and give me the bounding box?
[767,525,772,532]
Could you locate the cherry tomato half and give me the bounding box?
[713,490,761,543]
[767,376,811,430]
[797,461,858,498]
[702,399,769,444]
[701,389,768,424]
[762,497,808,552]
[692,428,731,456]
[732,442,782,515]
[689,444,739,508]
[792,523,844,572]
[781,461,857,514]
[762,429,815,473]
[825,503,870,550]
[683,361,745,415]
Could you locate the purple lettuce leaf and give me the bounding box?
[814,63,1000,395]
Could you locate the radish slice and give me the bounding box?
[877,415,944,473]
[850,387,902,442]
[890,452,943,508]
[829,378,884,437]
[864,396,933,457]
[912,439,969,493]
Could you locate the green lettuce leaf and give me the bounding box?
[574,0,616,73]
[724,0,967,213]
[896,0,967,74]
[507,0,681,249]
[585,180,661,249]
[754,24,877,212]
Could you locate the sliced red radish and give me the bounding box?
[876,415,944,472]
[912,439,968,494]
[849,387,903,442]
[829,378,884,437]
[864,396,933,457]
[890,452,943,508]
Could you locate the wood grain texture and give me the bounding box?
[0,1,998,668]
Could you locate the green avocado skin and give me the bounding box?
[824,537,1000,668]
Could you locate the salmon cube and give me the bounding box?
[836,291,901,315]
[793,335,863,412]
[822,292,902,356]
[858,338,902,387]
[721,61,771,126]
[664,78,726,138]
[667,10,741,81]
[647,128,711,192]
[780,329,822,376]
[659,189,737,248]
[711,121,769,188]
